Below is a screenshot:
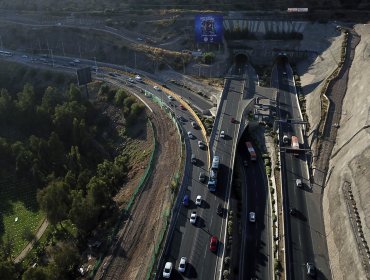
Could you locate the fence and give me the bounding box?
[89,120,157,279]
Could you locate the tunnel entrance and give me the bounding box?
[235,53,248,65]
[275,54,289,64]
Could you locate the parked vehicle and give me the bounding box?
[183,195,189,207]
[217,204,223,215]
[249,212,256,223]
[199,172,206,183]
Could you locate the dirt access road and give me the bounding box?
[94,86,181,280]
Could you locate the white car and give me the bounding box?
[220,130,225,139]
[153,85,160,91]
[187,131,194,139]
[198,141,205,149]
[190,211,197,224]
[162,262,173,278]
[135,75,142,82]
[168,95,174,101]
[195,195,202,206]
[73,59,80,63]
[127,78,134,83]
[249,212,256,223]
[178,257,187,273]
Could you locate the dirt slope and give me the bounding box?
[94,88,180,280]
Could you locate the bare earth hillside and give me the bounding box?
[323,24,370,279]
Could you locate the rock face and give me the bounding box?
[323,24,370,279]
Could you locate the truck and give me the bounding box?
[208,156,220,192]
[291,136,299,156]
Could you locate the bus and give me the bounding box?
[245,142,257,161]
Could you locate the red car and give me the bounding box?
[231,117,236,123]
[209,236,218,252]
[180,104,186,110]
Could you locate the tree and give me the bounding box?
[0,234,14,261]
[68,84,82,103]
[0,89,15,127]
[130,102,144,116]
[47,132,65,171]
[51,242,81,280]
[37,181,71,227]
[39,86,63,114]
[114,89,128,106]
[22,266,49,280]
[0,260,17,280]
[86,176,112,208]
[16,84,36,113]
[69,190,99,235]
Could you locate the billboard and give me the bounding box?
[195,15,223,44]
[76,67,92,86]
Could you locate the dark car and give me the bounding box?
[217,204,223,215]
[199,172,206,183]
[231,117,236,123]
[289,208,297,216]
[306,262,316,277]
[209,236,218,252]
[183,195,189,207]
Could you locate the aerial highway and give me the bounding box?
[273,59,332,280]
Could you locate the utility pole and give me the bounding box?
[78,43,82,58]
[50,49,55,68]
[134,51,137,69]
[61,40,65,57]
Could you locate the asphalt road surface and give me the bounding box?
[273,61,331,280]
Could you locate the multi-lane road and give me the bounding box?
[273,60,331,280]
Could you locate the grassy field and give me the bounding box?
[0,176,45,258]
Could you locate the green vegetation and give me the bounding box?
[0,77,147,278]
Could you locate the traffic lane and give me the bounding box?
[285,154,312,278]
[164,83,213,111]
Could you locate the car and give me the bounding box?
[73,59,80,63]
[199,172,205,183]
[289,208,297,215]
[177,116,185,122]
[137,37,143,41]
[168,95,173,100]
[128,78,134,83]
[209,236,218,252]
[191,121,198,129]
[190,211,197,224]
[162,262,173,278]
[220,131,225,139]
[243,160,248,167]
[198,140,206,149]
[180,104,186,110]
[231,117,236,123]
[21,55,28,59]
[195,195,202,206]
[178,257,187,273]
[153,85,160,91]
[306,262,316,277]
[282,71,287,75]
[296,179,303,188]
[183,195,189,207]
[217,203,223,215]
[135,75,142,82]
[191,154,197,164]
[187,131,194,139]
[249,212,256,223]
